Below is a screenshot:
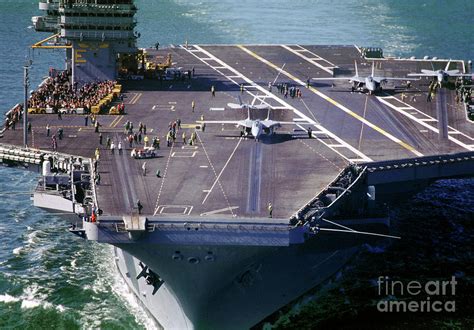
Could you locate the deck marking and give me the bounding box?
[200,134,242,211]
[133,92,142,104]
[182,45,372,163]
[153,142,175,216]
[200,206,239,217]
[298,138,343,171]
[128,92,142,105]
[156,205,193,215]
[127,93,138,104]
[182,145,199,150]
[153,104,175,111]
[171,151,197,158]
[377,94,474,151]
[108,116,120,127]
[199,165,209,168]
[358,96,369,150]
[272,62,286,85]
[210,107,225,111]
[120,145,139,208]
[111,115,124,128]
[246,141,263,213]
[238,45,423,157]
[281,45,334,74]
[296,124,351,169]
[113,152,133,212]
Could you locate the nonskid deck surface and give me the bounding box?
[2,45,473,218]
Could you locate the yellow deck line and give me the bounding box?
[127,93,138,105]
[108,115,120,127]
[111,115,124,128]
[237,45,423,157]
[131,92,142,105]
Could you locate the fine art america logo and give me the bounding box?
[377,276,457,313]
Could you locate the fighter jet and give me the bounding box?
[407,60,473,85]
[227,95,269,110]
[198,108,296,141]
[312,61,417,94]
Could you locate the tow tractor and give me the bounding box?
[131,147,157,159]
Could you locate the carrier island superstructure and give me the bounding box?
[1,0,474,329]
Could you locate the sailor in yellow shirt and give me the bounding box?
[182,131,187,145]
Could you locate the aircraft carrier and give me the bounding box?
[1,1,474,329]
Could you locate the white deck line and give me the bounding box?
[291,44,336,67]
[295,124,368,162]
[182,45,372,163]
[377,96,474,151]
[281,45,334,74]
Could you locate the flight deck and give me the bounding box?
[1,45,473,220]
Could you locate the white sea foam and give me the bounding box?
[27,231,38,244]
[21,299,43,309]
[95,247,158,329]
[18,285,65,312]
[20,284,50,310]
[0,294,20,304]
[111,273,159,330]
[56,304,67,313]
[13,246,23,255]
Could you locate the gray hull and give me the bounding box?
[114,233,359,329]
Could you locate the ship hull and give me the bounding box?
[113,231,363,329]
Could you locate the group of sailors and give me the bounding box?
[2,104,22,131]
[455,78,473,105]
[29,70,117,112]
[275,83,302,98]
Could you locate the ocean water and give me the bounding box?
[0,0,473,329]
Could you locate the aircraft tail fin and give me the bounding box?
[354,60,359,77]
[247,107,251,120]
[265,108,270,120]
[445,59,451,71]
[371,61,375,77]
[238,95,243,105]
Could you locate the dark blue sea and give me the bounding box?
[1,1,473,328]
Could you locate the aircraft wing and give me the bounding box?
[407,73,435,77]
[446,69,460,75]
[374,76,419,83]
[350,76,365,83]
[312,77,354,81]
[227,103,242,109]
[447,73,473,77]
[260,120,296,128]
[250,104,269,110]
[197,120,252,128]
[421,69,437,75]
